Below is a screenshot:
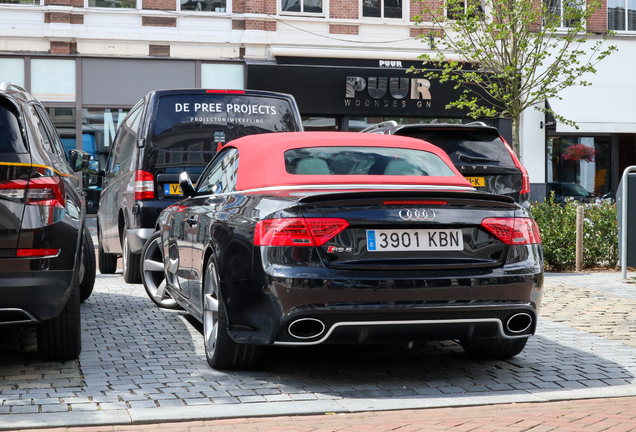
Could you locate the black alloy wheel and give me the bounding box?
[202,259,262,369]
[141,231,180,309]
[122,229,141,284]
[79,226,96,302]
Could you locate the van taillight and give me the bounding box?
[481,217,541,245]
[0,177,65,208]
[501,137,530,195]
[134,170,155,200]
[254,218,349,247]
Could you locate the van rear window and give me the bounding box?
[151,94,299,157]
[0,104,28,154]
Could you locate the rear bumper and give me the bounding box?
[0,269,75,323]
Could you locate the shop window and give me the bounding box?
[0,58,25,86]
[201,64,243,89]
[546,135,611,202]
[281,0,322,14]
[544,0,584,28]
[608,0,636,30]
[0,0,39,4]
[180,0,227,12]
[362,0,402,19]
[31,59,75,102]
[88,0,137,7]
[302,117,337,131]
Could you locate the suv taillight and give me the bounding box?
[254,218,349,246]
[0,177,65,208]
[134,170,155,200]
[501,137,530,195]
[481,217,541,245]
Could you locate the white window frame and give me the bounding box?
[84,0,141,9]
[279,0,325,17]
[607,0,636,32]
[360,0,406,20]
[544,0,586,29]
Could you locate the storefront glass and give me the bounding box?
[82,108,129,213]
[201,63,243,89]
[546,135,611,201]
[302,117,337,131]
[0,58,25,87]
[31,59,75,102]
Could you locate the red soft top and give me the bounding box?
[229,132,473,191]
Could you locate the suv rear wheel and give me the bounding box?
[122,229,141,283]
[36,274,82,360]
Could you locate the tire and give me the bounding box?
[80,227,96,302]
[122,229,141,284]
[141,231,180,309]
[461,337,528,359]
[98,226,118,275]
[203,259,262,369]
[36,272,82,360]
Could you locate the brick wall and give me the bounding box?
[233,0,245,13]
[330,23,359,34]
[588,0,607,33]
[149,44,170,56]
[50,12,71,23]
[142,16,177,26]
[50,41,71,54]
[245,0,261,13]
[70,14,84,24]
[232,19,246,29]
[245,19,276,30]
[143,0,176,10]
[330,0,358,19]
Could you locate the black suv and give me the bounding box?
[0,82,95,360]
[364,122,530,206]
[97,89,303,283]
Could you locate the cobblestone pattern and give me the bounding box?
[2,272,636,417]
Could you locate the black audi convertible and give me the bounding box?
[140,132,544,369]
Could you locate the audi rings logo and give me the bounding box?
[399,208,435,221]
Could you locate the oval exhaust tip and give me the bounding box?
[288,318,325,340]
[506,313,533,334]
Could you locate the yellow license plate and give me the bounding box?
[466,177,485,187]
[165,183,182,195]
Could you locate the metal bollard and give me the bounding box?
[575,205,584,272]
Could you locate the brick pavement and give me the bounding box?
[1,271,636,430]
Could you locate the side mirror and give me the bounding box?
[179,171,196,197]
[69,149,91,172]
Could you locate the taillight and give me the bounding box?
[206,90,246,94]
[501,137,530,195]
[254,218,349,247]
[134,170,155,200]
[0,177,65,208]
[481,217,542,245]
[17,248,60,257]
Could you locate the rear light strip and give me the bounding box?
[384,200,447,206]
[16,248,60,257]
[134,170,155,200]
[255,218,349,247]
[481,217,542,245]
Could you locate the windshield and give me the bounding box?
[395,129,516,168]
[285,147,456,176]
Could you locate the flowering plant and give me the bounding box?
[562,144,596,162]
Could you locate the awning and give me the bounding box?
[550,86,636,133]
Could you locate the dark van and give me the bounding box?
[97,89,303,283]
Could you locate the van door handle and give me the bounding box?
[186,216,197,226]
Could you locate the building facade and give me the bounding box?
[0,0,634,208]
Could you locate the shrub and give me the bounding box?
[530,194,618,271]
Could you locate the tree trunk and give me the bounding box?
[511,115,521,158]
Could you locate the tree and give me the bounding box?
[411,0,617,156]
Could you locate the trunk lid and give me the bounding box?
[295,190,517,270]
